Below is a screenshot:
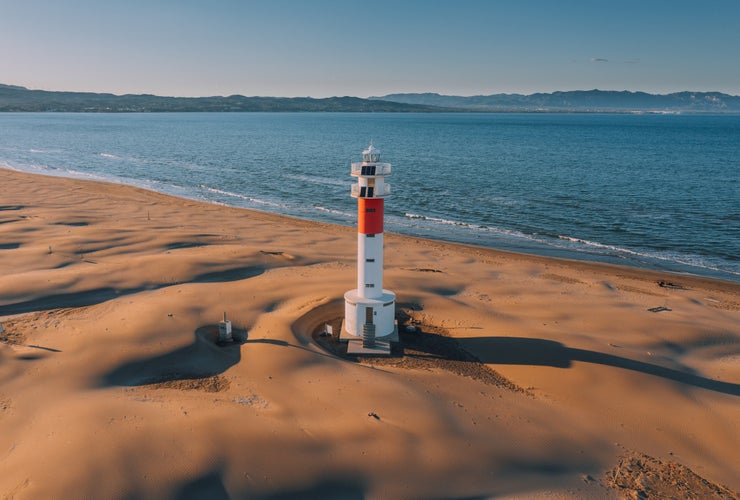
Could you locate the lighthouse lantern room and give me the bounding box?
[342,145,397,351]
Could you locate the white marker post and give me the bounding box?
[218,312,232,343]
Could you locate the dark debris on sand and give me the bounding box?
[143,374,231,393]
[605,451,737,499]
[0,320,25,345]
[312,309,527,394]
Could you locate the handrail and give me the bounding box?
[351,184,391,197]
[350,162,392,176]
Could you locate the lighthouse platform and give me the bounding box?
[340,318,399,356]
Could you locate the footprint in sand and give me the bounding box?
[0,396,11,416]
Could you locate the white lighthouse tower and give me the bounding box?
[342,144,397,352]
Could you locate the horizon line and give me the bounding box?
[3,83,739,100]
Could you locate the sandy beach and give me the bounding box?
[1,167,738,499]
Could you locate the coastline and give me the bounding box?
[3,161,738,285]
[2,112,738,283]
[1,167,738,498]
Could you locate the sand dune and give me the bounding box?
[1,168,738,499]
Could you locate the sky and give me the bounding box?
[1,0,739,98]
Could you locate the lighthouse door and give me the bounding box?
[365,307,374,325]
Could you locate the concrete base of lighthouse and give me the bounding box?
[341,289,398,355]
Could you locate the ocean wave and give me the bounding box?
[556,234,670,259]
[0,158,50,173]
[1,159,113,182]
[199,185,286,208]
[313,205,354,218]
[61,168,110,181]
[99,153,120,159]
[558,233,667,258]
[286,173,346,187]
[29,148,59,154]
[403,213,739,277]
[555,234,739,276]
[403,212,527,238]
[405,213,470,227]
[487,196,522,207]
[0,159,20,170]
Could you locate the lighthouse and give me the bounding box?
[342,144,397,352]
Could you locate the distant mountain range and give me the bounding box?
[372,90,740,113]
[1,84,738,113]
[0,84,442,112]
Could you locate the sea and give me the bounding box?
[0,112,738,282]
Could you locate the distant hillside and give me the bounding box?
[3,84,739,113]
[0,84,446,112]
[371,90,740,113]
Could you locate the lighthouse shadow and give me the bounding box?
[99,325,246,388]
[0,266,265,316]
[400,330,740,396]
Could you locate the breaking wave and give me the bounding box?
[199,185,286,208]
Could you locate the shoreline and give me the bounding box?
[3,165,738,287]
[1,167,738,498]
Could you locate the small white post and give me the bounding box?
[218,311,232,342]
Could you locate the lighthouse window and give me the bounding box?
[367,187,374,197]
[366,208,376,213]
[366,234,375,238]
[365,283,375,288]
[359,187,367,197]
[366,258,375,262]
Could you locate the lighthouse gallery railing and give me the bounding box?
[350,163,392,176]
[351,184,391,198]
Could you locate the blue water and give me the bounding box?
[1,112,738,281]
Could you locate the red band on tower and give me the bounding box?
[358,198,384,234]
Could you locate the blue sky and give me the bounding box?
[1,0,738,97]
